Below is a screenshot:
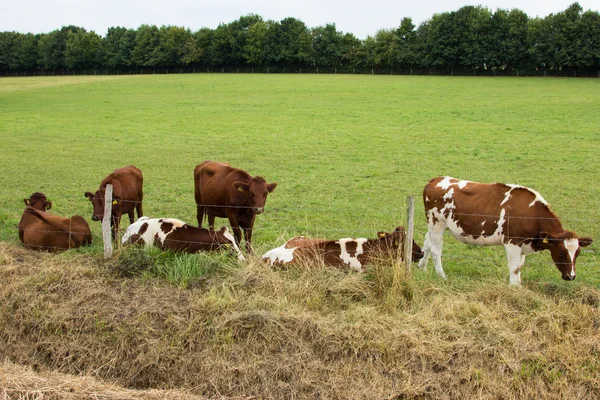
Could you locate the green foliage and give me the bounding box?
[1,4,599,73]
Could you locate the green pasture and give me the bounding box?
[1,74,599,286]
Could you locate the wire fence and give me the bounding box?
[2,66,600,78]
[6,194,598,268]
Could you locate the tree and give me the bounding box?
[104,27,135,70]
[396,17,418,69]
[193,28,213,66]
[244,20,269,67]
[0,32,18,71]
[312,24,343,69]
[131,24,160,67]
[38,25,85,70]
[65,30,104,70]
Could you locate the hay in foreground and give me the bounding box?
[1,243,599,399]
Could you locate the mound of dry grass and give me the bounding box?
[1,243,600,399]
[0,360,204,399]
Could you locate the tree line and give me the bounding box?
[1,2,599,76]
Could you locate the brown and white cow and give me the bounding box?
[419,176,593,285]
[261,227,423,271]
[19,192,92,251]
[85,165,143,239]
[122,217,245,260]
[194,161,277,253]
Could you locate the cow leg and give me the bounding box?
[207,214,216,231]
[418,232,432,270]
[243,227,253,254]
[504,244,525,286]
[136,199,143,220]
[225,209,243,248]
[421,222,446,279]
[197,205,205,227]
[111,215,119,240]
[128,210,135,224]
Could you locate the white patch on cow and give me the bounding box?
[337,238,367,272]
[481,220,486,226]
[457,180,469,189]
[437,177,453,190]
[443,188,454,201]
[425,196,429,202]
[565,238,578,278]
[504,243,526,286]
[449,208,506,246]
[155,218,186,244]
[222,227,245,261]
[261,244,297,265]
[502,184,548,207]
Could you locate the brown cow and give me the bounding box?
[419,176,593,285]
[261,227,423,271]
[23,191,52,211]
[122,217,245,261]
[19,192,92,252]
[85,165,143,239]
[194,161,277,253]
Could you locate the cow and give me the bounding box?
[85,165,143,239]
[23,191,52,211]
[261,227,423,272]
[122,217,245,261]
[18,192,92,252]
[194,161,277,253]
[419,176,593,285]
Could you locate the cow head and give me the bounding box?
[233,177,277,214]
[376,227,424,262]
[24,192,52,211]
[538,231,593,281]
[85,190,121,221]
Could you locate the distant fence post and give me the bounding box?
[403,196,415,272]
[102,184,113,259]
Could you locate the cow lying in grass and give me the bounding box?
[122,217,245,261]
[261,227,423,272]
[18,192,92,252]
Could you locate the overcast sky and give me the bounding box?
[2,0,598,39]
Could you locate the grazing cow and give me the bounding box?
[122,217,245,261]
[419,176,593,285]
[261,227,423,271]
[18,193,92,251]
[194,161,277,253]
[85,165,143,239]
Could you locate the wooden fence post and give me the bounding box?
[102,184,113,259]
[403,196,415,272]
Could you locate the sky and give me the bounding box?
[2,0,598,39]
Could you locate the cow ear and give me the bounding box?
[24,198,30,205]
[46,201,52,210]
[267,182,277,193]
[112,195,122,205]
[233,182,249,192]
[579,237,593,247]
[377,231,387,239]
[85,192,94,200]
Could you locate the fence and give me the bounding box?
[2,66,600,78]
[7,190,599,277]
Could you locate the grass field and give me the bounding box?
[1,74,598,284]
[2,74,600,399]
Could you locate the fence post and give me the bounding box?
[403,196,415,272]
[102,184,113,259]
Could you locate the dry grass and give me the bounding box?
[0,360,205,399]
[1,243,600,399]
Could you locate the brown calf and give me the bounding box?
[85,165,143,239]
